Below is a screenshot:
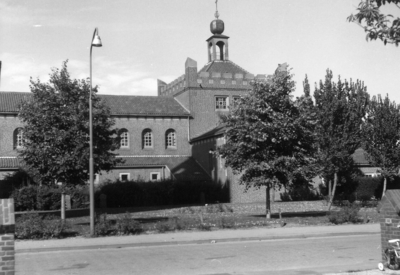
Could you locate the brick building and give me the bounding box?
[0,12,281,203]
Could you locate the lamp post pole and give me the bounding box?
[89,28,102,237]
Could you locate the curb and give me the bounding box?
[16,230,379,254]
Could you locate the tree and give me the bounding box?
[348,0,400,45]
[18,61,122,186]
[313,70,369,209]
[363,94,400,197]
[217,68,317,218]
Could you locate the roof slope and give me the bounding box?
[377,190,400,214]
[111,156,210,181]
[198,60,249,75]
[0,92,189,117]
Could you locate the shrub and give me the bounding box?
[328,203,361,224]
[155,221,173,233]
[11,185,89,211]
[115,213,142,235]
[97,179,229,208]
[95,213,114,236]
[219,216,236,229]
[15,212,69,239]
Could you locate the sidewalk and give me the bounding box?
[15,223,380,254]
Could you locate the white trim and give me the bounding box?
[150,172,161,181]
[116,155,191,158]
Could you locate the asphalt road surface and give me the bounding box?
[16,234,381,275]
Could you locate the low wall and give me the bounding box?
[0,198,15,275]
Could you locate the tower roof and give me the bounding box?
[199,60,250,75]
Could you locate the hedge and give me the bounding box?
[11,185,89,211]
[96,179,229,208]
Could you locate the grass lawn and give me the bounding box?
[53,200,379,238]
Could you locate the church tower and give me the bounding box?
[207,2,229,62]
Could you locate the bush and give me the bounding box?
[97,179,229,208]
[115,213,142,235]
[328,203,361,224]
[95,213,114,236]
[11,185,89,211]
[353,177,383,201]
[15,212,69,239]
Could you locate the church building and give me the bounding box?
[0,9,285,203]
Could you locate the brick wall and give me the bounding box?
[0,198,15,275]
[0,115,23,157]
[114,116,190,156]
[379,198,400,261]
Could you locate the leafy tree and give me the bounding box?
[18,61,122,186]
[348,0,400,45]
[363,94,400,197]
[313,70,369,209]
[217,68,317,218]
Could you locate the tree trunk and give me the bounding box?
[328,173,338,211]
[382,177,387,198]
[328,180,332,197]
[266,185,271,219]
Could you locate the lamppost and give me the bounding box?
[89,28,102,236]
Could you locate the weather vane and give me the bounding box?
[215,0,219,19]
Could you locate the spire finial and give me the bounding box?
[214,0,219,19]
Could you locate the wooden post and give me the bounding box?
[61,192,65,220]
[266,185,271,219]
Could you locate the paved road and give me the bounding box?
[16,234,381,275]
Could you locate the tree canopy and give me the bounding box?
[313,70,369,207]
[364,94,400,196]
[18,61,122,186]
[348,0,400,45]
[217,68,317,217]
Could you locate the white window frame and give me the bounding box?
[120,130,129,148]
[215,96,229,110]
[16,128,24,149]
[119,173,130,181]
[166,130,177,149]
[150,172,161,181]
[143,130,153,149]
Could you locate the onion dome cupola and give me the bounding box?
[207,0,229,62]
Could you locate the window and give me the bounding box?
[119,173,130,181]
[13,128,24,149]
[243,81,248,85]
[142,129,153,149]
[166,129,177,149]
[232,80,236,85]
[119,129,129,148]
[150,172,160,181]
[215,96,229,110]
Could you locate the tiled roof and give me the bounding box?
[352,148,370,165]
[198,60,250,75]
[0,92,31,113]
[0,92,190,117]
[191,124,226,142]
[100,95,190,116]
[0,157,21,169]
[116,156,210,181]
[377,190,400,213]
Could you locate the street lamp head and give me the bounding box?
[91,28,102,47]
[92,34,102,47]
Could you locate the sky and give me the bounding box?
[1,0,400,102]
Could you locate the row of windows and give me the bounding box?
[119,129,177,149]
[215,96,241,110]
[119,172,160,181]
[197,79,248,85]
[12,128,177,151]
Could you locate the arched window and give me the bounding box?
[13,128,24,150]
[119,129,129,148]
[142,129,153,149]
[165,129,177,149]
[216,41,225,60]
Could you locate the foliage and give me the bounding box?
[15,213,69,239]
[18,61,122,186]
[95,213,113,236]
[11,185,89,211]
[354,176,383,201]
[348,0,400,46]
[313,70,369,208]
[327,203,361,224]
[0,169,34,198]
[115,213,142,235]
[217,67,317,194]
[363,95,400,185]
[97,179,229,208]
